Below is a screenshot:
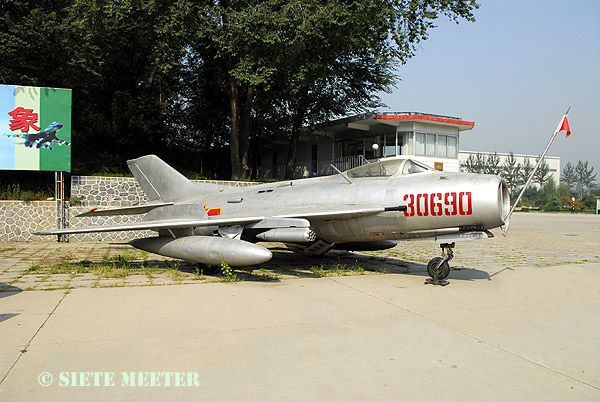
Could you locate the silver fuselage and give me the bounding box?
[144,163,509,243]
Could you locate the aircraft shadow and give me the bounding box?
[0,282,22,297]
[0,313,19,323]
[93,244,493,283]
[266,248,492,282]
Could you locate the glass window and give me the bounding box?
[415,133,425,155]
[447,136,457,158]
[402,159,431,175]
[383,133,396,157]
[348,159,403,178]
[400,132,412,155]
[426,134,435,156]
[437,135,447,157]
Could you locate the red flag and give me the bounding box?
[559,115,571,138]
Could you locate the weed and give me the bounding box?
[49,263,71,274]
[23,264,42,275]
[252,272,279,281]
[92,265,129,279]
[70,196,85,206]
[220,260,238,282]
[166,268,184,282]
[309,262,365,277]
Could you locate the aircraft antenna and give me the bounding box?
[503,107,571,235]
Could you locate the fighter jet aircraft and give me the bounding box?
[5,122,69,150]
[35,154,510,280]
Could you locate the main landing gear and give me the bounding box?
[425,242,455,286]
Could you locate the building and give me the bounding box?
[257,112,560,186]
[258,112,475,179]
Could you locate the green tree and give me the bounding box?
[187,0,479,179]
[461,153,485,173]
[519,157,534,189]
[501,152,521,196]
[0,0,190,172]
[561,161,577,190]
[575,160,597,196]
[533,156,551,188]
[483,152,501,175]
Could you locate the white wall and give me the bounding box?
[459,151,561,186]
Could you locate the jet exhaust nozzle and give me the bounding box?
[130,236,272,266]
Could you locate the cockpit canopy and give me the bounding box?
[347,158,433,178]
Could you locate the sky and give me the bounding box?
[378,0,600,175]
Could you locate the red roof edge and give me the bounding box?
[376,114,475,127]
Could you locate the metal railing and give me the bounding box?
[257,155,371,180]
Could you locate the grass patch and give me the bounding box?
[166,268,184,282]
[23,264,42,275]
[92,265,129,279]
[309,262,366,277]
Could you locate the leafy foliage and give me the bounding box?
[0,0,479,179]
[502,152,521,195]
[533,156,551,188]
[574,160,597,195]
[560,161,577,189]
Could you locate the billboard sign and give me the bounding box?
[0,84,72,172]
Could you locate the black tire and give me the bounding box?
[427,257,450,280]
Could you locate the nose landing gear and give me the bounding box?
[425,242,455,286]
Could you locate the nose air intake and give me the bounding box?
[499,179,510,223]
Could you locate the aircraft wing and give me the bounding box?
[75,202,174,217]
[34,204,406,236]
[33,216,266,236]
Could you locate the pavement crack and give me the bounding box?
[0,289,70,386]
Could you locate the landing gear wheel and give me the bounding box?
[427,257,450,280]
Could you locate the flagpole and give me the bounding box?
[503,107,571,232]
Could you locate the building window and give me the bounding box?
[437,135,447,157]
[414,132,458,158]
[383,133,397,157]
[415,133,425,155]
[426,134,435,156]
[447,136,457,158]
[400,132,412,155]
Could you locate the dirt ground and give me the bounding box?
[1,212,598,291]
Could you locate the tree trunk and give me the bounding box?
[228,75,243,180]
[239,85,254,180]
[284,126,299,180]
[284,106,307,180]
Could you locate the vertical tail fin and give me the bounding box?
[127,155,195,202]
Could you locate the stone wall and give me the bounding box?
[1,176,257,242]
[0,201,57,242]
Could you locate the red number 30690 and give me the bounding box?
[403,192,472,217]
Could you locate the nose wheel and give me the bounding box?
[425,242,454,285]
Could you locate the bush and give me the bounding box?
[543,196,563,212]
